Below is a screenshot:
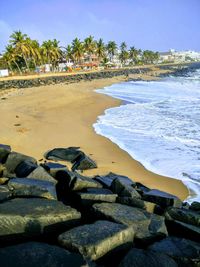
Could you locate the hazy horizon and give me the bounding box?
[0,0,200,53]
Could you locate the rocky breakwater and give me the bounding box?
[0,144,199,267]
[0,68,150,90]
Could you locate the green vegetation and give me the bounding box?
[0,30,160,74]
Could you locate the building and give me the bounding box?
[159,49,200,63]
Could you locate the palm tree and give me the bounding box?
[142,50,159,64]
[106,41,117,62]
[3,45,22,74]
[65,45,72,61]
[119,42,129,65]
[84,35,96,62]
[129,46,140,65]
[41,40,52,65]
[9,30,30,72]
[26,38,41,68]
[96,38,105,63]
[41,39,61,71]
[71,38,84,64]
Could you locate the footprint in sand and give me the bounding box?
[16,127,30,133]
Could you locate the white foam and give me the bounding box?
[94,69,200,203]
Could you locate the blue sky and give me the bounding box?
[0,0,200,52]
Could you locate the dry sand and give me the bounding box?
[0,70,189,200]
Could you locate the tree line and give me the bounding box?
[0,31,160,74]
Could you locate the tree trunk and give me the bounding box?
[22,53,30,72]
[13,60,22,75]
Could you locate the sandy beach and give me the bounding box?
[0,70,189,200]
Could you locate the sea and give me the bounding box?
[94,64,200,203]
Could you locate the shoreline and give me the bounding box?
[0,70,189,201]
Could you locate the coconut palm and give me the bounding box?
[9,30,31,72]
[41,39,62,71]
[65,45,73,61]
[3,45,22,74]
[119,42,129,65]
[142,50,159,64]
[71,38,84,64]
[26,38,41,68]
[96,38,105,63]
[84,35,96,62]
[129,46,141,65]
[106,41,117,62]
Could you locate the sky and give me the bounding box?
[0,0,200,53]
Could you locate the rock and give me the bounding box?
[5,152,37,174]
[94,172,134,188]
[148,237,200,266]
[0,198,81,242]
[110,178,141,199]
[92,203,167,243]
[0,177,9,185]
[58,220,134,261]
[41,162,68,177]
[143,189,182,208]
[15,160,38,177]
[75,188,117,206]
[8,178,57,200]
[44,147,84,162]
[70,172,102,191]
[166,220,200,242]
[165,207,200,227]
[0,145,11,164]
[0,186,12,202]
[27,166,56,183]
[0,164,5,177]
[0,242,86,267]
[118,248,178,267]
[135,182,151,195]
[190,201,200,212]
[72,155,97,171]
[117,197,158,213]
[0,144,11,151]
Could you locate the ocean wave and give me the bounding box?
[94,68,200,203]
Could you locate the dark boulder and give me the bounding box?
[70,172,102,191]
[148,237,200,266]
[15,160,38,177]
[75,188,117,206]
[165,207,200,227]
[58,220,134,261]
[143,189,182,208]
[110,178,141,199]
[27,166,56,183]
[72,155,97,171]
[40,162,68,177]
[0,242,86,267]
[0,186,12,202]
[166,219,200,242]
[190,201,200,212]
[0,144,11,164]
[92,203,167,244]
[135,182,151,195]
[8,178,57,200]
[0,198,81,242]
[118,248,178,267]
[117,197,159,213]
[94,172,135,188]
[5,152,37,174]
[0,164,5,177]
[44,147,84,162]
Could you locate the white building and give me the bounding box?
[0,69,9,77]
[159,49,200,63]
